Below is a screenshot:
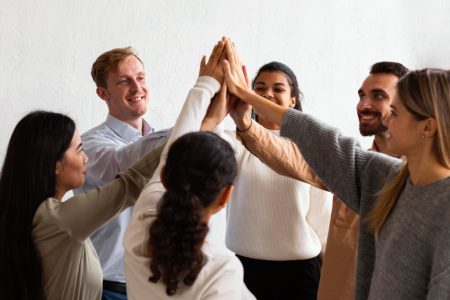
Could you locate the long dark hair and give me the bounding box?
[148,131,237,296]
[251,61,303,121]
[0,111,75,300]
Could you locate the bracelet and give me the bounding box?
[236,119,253,133]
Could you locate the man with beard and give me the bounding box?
[357,62,406,155]
[233,61,408,300]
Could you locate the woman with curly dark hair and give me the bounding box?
[124,38,255,299]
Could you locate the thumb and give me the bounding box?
[199,55,206,75]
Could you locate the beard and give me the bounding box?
[358,110,388,136]
[359,119,388,136]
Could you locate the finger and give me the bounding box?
[213,40,226,66]
[225,40,237,67]
[242,65,250,86]
[199,55,206,72]
[222,59,233,83]
[230,41,242,68]
[207,44,219,65]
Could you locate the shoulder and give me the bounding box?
[202,244,243,274]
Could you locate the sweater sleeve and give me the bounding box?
[131,76,220,218]
[45,143,164,241]
[280,108,400,214]
[237,120,327,190]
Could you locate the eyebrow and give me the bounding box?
[370,88,388,95]
[254,81,287,86]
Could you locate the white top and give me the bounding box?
[124,76,255,300]
[223,129,332,260]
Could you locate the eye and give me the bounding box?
[119,79,129,85]
[374,93,384,100]
[358,94,365,101]
[390,110,398,117]
[254,87,266,92]
[274,88,286,93]
[137,76,145,82]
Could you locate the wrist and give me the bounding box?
[236,117,252,132]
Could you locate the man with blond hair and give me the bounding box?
[75,47,168,300]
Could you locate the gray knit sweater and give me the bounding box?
[280,108,450,299]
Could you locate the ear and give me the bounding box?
[212,186,233,214]
[96,87,109,101]
[421,117,437,138]
[289,96,296,108]
[55,160,63,175]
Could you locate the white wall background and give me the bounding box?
[1,0,450,161]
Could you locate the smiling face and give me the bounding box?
[55,130,88,199]
[357,73,399,136]
[385,96,424,156]
[253,71,296,130]
[97,55,148,128]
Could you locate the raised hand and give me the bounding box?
[199,38,227,83]
[222,40,250,98]
[200,82,229,131]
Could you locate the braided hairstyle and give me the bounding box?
[148,131,237,296]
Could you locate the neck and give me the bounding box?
[406,146,450,186]
[54,188,65,201]
[372,133,395,156]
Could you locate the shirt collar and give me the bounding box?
[105,114,154,141]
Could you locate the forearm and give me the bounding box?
[280,109,380,213]
[236,87,287,126]
[82,130,168,185]
[237,120,327,190]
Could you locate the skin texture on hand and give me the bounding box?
[199,38,227,83]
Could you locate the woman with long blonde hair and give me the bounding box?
[222,44,450,299]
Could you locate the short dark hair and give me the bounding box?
[370,61,409,78]
[0,111,75,300]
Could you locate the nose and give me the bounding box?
[130,79,143,93]
[358,97,373,110]
[263,89,274,99]
[82,152,89,165]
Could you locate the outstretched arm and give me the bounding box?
[237,120,327,190]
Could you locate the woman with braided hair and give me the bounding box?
[124,38,255,299]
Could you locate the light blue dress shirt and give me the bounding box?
[74,114,169,283]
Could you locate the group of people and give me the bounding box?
[0,37,449,300]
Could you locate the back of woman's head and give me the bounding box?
[0,110,75,300]
[252,61,303,111]
[148,131,237,296]
[370,68,450,236]
[397,68,450,167]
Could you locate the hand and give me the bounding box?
[222,40,250,98]
[229,95,252,131]
[201,82,229,131]
[199,37,227,83]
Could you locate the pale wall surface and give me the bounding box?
[1,0,450,159]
